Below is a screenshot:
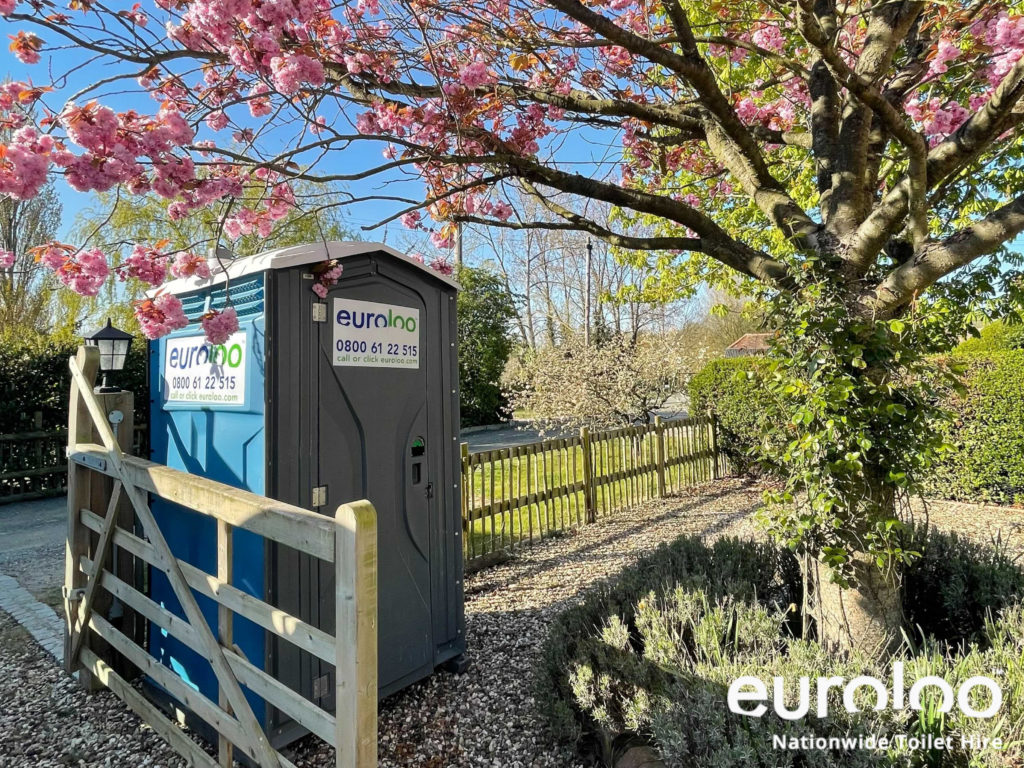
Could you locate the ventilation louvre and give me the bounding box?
[177,275,265,329]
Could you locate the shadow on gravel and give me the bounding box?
[468,481,762,596]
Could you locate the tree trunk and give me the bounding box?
[807,552,904,655]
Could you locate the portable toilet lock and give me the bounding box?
[148,242,466,747]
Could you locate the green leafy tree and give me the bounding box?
[457,265,517,427]
[0,181,61,335]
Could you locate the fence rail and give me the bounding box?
[460,415,725,564]
[64,347,377,768]
[1,424,147,504]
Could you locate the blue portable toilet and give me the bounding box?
[148,241,465,747]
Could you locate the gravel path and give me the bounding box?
[293,478,763,768]
[0,480,762,768]
[2,482,1020,768]
[0,610,185,768]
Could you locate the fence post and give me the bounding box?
[335,500,378,768]
[709,411,720,480]
[654,416,667,498]
[65,347,99,689]
[580,427,596,524]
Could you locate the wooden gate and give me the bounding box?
[62,346,378,768]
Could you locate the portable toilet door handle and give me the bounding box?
[425,482,434,499]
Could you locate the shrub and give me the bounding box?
[687,358,785,476]
[954,320,1024,355]
[538,532,1024,767]
[0,332,148,433]
[535,536,802,752]
[903,525,1024,644]
[692,350,1024,505]
[921,350,1024,504]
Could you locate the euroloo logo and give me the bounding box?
[727,665,1006,752]
[167,338,245,370]
[335,306,417,333]
[727,663,1003,720]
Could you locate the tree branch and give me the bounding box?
[866,192,1024,316]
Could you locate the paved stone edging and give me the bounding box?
[0,572,63,661]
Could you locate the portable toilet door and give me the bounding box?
[263,244,466,745]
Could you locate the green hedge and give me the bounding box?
[691,348,1024,505]
[688,358,785,477]
[0,334,148,433]
[921,350,1024,504]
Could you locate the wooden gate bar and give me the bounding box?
[79,508,335,663]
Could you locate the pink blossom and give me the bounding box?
[201,306,239,344]
[270,53,325,95]
[929,39,959,76]
[119,244,168,286]
[751,25,785,53]
[10,32,42,65]
[400,211,421,228]
[0,250,14,269]
[170,252,211,280]
[735,98,760,123]
[313,261,343,296]
[429,256,453,276]
[0,0,17,16]
[46,248,110,296]
[430,228,455,249]
[489,201,513,221]
[459,61,494,89]
[135,294,188,339]
[205,110,229,131]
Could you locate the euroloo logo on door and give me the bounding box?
[332,298,420,369]
[163,331,248,405]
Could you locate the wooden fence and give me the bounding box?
[0,424,147,504]
[460,415,725,563]
[64,346,378,768]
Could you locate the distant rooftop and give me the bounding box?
[724,332,773,357]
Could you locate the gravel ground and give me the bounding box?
[0,610,185,768]
[292,478,763,768]
[1,482,1021,768]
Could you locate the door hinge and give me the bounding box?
[312,486,327,508]
[312,674,331,700]
[312,302,327,322]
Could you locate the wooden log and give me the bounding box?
[65,346,100,689]
[217,519,234,768]
[580,427,595,525]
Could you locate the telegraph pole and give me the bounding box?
[454,221,463,268]
[585,238,593,346]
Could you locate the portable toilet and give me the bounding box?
[147,241,466,747]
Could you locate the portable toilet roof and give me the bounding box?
[159,240,460,296]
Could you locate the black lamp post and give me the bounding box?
[85,318,133,393]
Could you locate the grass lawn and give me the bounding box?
[463,422,719,560]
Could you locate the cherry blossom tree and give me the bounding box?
[3,0,1024,650]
